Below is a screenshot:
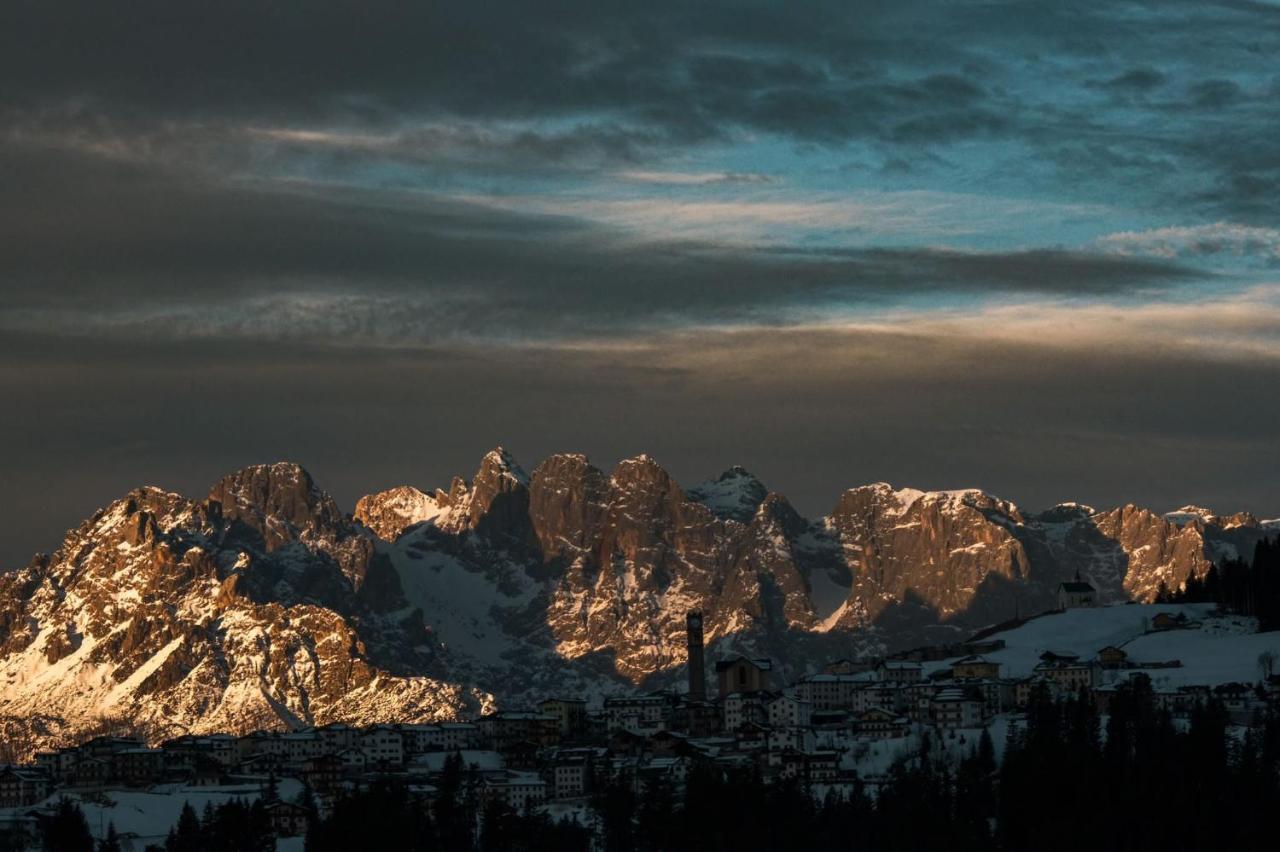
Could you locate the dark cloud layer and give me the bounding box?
[3,1,1279,567]
[3,328,1278,570]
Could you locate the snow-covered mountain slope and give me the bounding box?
[0,447,1274,756]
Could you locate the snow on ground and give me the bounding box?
[838,716,1014,783]
[1,780,304,849]
[387,542,535,666]
[921,603,1233,681]
[1120,626,1280,687]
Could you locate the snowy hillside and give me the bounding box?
[924,603,1280,687]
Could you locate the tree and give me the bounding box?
[41,798,93,852]
[96,823,121,852]
[164,803,201,852]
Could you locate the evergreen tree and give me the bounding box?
[40,798,93,852]
[95,823,121,852]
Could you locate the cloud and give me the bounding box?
[1099,222,1280,264]
[614,170,776,186]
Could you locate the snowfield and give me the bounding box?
[924,603,1278,686]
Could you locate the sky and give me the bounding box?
[2,1,1280,568]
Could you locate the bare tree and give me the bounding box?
[1258,649,1276,681]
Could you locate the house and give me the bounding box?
[877,660,924,684]
[766,693,813,728]
[951,655,1001,680]
[0,768,50,807]
[359,726,404,768]
[793,672,877,710]
[482,771,547,810]
[823,658,876,675]
[1151,612,1191,631]
[1057,579,1097,609]
[265,801,311,837]
[316,723,359,752]
[716,657,772,697]
[547,748,602,799]
[438,722,480,751]
[672,699,721,736]
[1034,653,1097,691]
[722,691,772,732]
[1097,646,1130,668]
[300,753,345,792]
[477,711,560,749]
[856,708,909,739]
[778,751,839,784]
[281,732,324,765]
[603,695,676,735]
[1214,682,1254,715]
[931,687,985,729]
[113,747,165,786]
[538,698,589,737]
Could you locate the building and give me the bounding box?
[686,611,708,702]
[114,748,165,786]
[439,722,480,751]
[538,699,589,737]
[1034,653,1097,691]
[1058,578,1097,609]
[477,711,560,749]
[778,751,839,784]
[1097,646,1130,668]
[931,688,986,729]
[0,768,50,807]
[794,672,876,711]
[547,748,601,799]
[265,801,311,837]
[360,726,405,767]
[856,708,909,739]
[877,660,924,683]
[1151,612,1192,631]
[766,693,813,728]
[716,656,772,697]
[723,691,772,732]
[603,695,676,734]
[951,655,1001,680]
[483,771,547,810]
[823,658,876,675]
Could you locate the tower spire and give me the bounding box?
[686,611,706,703]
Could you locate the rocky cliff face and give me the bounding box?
[1,449,1274,756]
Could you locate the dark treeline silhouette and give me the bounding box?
[1160,535,1280,629]
[294,684,1280,852]
[160,799,273,852]
[35,685,1280,852]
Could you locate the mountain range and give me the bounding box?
[1,447,1275,756]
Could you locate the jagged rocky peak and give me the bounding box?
[528,453,609,561]
[605,454,692,524]
[354,485,445,542]
[687,465,769,523]
[466,446,534,543]
[753,491,810,537]
[609,453,677,492]
[90,486,205,545]
[206,461,343,550]
[1034,502,1097,523]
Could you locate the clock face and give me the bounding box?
[689,615,702,628]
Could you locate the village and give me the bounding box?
[2,593,1278,848]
